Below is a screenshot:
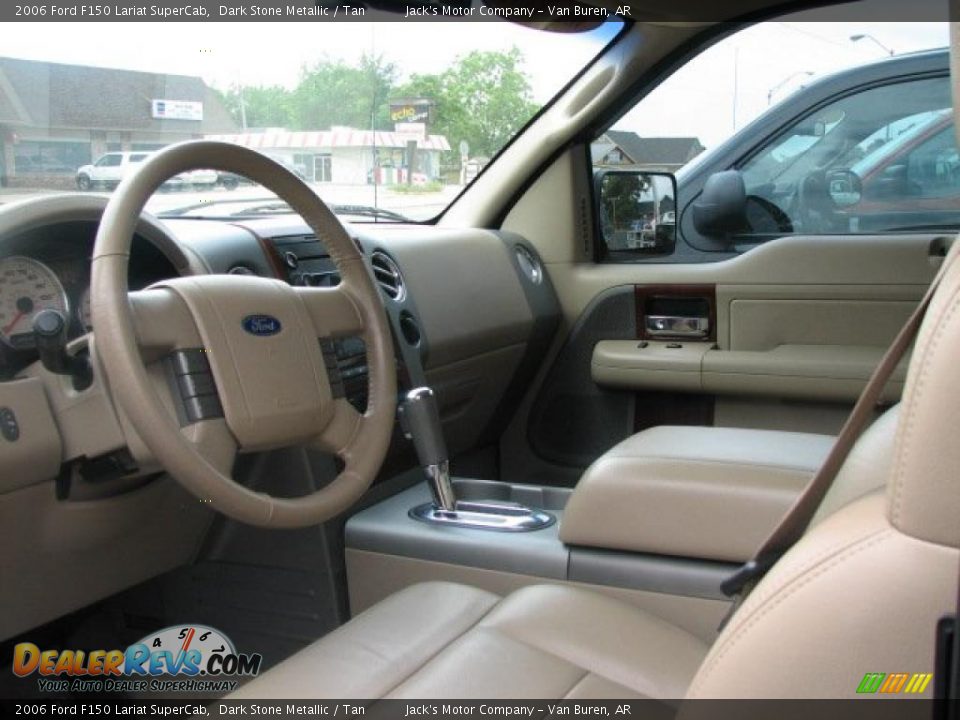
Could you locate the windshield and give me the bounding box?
[1,20,619,222]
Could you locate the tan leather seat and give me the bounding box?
[234,238,960,700]
[233,582,708,699]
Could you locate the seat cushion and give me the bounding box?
[230,582,709,700]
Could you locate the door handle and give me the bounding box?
[646,315,710,338]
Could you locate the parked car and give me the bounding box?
[671,49,958,250]
[75,151,149,190]
[77,151,218,191]
[217,157,307,190]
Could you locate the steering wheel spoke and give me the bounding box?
[313,398,363,456]
[294,282,365,338]
[180,417,238,477]
[128,287,203,361]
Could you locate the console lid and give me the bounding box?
[559,426,834,563]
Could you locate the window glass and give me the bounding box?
[95,154,122,167]
[3,21,620,222]
[592,17,949,259]
[13,140,90,174]
[739,77,957,234]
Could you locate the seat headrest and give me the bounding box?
[887,239,960,548]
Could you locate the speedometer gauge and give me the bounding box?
[0,256,70,349]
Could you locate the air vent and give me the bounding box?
[227,264,257,276]
[515,244,543,285]
[370,251,405,301]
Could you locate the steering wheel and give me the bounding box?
[91,141,397,528]
[795,170,832,235]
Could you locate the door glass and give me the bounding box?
[738,76,958,234]
[96,154,122,167]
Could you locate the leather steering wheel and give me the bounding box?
[91,141,397,528]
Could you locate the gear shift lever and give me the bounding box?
[399,387,457,511]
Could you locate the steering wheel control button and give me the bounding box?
[319,339,345,398]
[166,349,223,424]
[0,407,19,442]
[176,372,217,398]
[169,348,211,376]
[183,394,225,424]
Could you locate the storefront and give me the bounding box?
[0,56,236,189]
[205,127,451,185]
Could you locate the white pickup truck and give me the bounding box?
[76,151,217,191]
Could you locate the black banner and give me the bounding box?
[1,0,952,23]
[0,699,953,719]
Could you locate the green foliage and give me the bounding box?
[216,49,538,169]
[601,173,651,229]
[219,54,397,131]
[389,180,444,194]
[290,55,397,131]
[396,47,538,163]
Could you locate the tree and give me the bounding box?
[290,54,397,131]
[600,173,651,230]
[216,54,397,131]
[395,48,538,166]
[215,48,537,170]
[217,85,292,129]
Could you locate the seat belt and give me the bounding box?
[719,253,951,623]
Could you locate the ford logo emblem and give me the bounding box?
[242,314,282,337]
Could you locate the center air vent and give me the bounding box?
[370,251,405,301]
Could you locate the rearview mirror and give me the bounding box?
[595,170,677,255]
[692,170,747,238]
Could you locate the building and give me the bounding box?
[205,127,451,185]
[0,56,236,189]
[592,130,705,172]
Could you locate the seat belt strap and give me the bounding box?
[720,257,949,610]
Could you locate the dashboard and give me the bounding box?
[0,220,178,379]
[0,193,560,641]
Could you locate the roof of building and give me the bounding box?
[0,56,236,134]
[596,131,705,166]
[205,128,451,152]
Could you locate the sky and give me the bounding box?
[3,20,615,102]
[2,18,950,153]
[619,21,950,149]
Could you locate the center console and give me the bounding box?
[346,402,839,643]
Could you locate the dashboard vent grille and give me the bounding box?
[370,251,405,301]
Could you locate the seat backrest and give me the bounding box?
[687,22,960,699]
[685,237,960,699]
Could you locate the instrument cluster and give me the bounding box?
[0,220,176,379]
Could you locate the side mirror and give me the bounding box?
[595,170,677,254]
[827,169,863,207]
[692,170,747,237]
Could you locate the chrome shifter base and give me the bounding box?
[409,500,555,532]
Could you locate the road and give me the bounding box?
[0,182,464,222]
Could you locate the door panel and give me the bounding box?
[500,147,947,487]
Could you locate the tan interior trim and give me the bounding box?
[560,425,833,563]
[346,548,728,644]
[0,378,61,493]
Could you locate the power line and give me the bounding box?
[774,22,858,52]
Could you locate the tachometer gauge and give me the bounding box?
[0,256,70,349]
[78,287,92,332]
